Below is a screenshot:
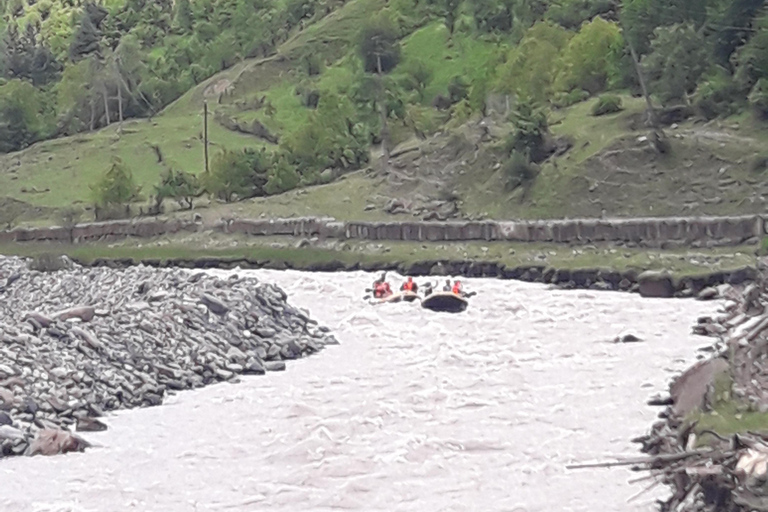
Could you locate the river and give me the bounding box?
[0,270,718,512]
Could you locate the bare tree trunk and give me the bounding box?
[89,96,96,131]
[117,84,124,135]
[376,54,390,173]
[103,84,110,126]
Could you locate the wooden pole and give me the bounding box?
[203,100,209,174]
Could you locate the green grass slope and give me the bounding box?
[4,0,768,227]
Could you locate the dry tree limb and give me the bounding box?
[566,449,722,470]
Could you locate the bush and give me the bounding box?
[503,150,539,190]
[27,253,74,273]
[202,149,269,202]
[265,156,301,195]
[750,153,768,173]
[748,79,768,120]
[448,75,469,104]
[154,169,200,210]
[591,94,623,116]
[91,157,142,209]
[552,89,589,108]
[692,68,741,120]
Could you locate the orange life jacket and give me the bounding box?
[452,282,462,294]
[403,280,414,291]
[374,282,388,298]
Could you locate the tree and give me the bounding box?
[505,97,551,162]
[283,90,368,174]
[154,169,200,209]
[202,149,268,202]
[173,0,194,32]
[70,4,107,62]
[469,0,515,33]
[553,17,624,94]
[90,157,142,209]
[643,24,709,104]
[619,0,707,56]
[709,0,765,68]
[733,11,768,92]
[1,24,62,86]
[358,15,401,74]
[358,14,400,169]
[494,21,571,102]
[0,79,54,152]
[546,0,616,29]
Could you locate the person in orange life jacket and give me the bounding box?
[400,276,418,293]
[452,280,463,295]
[372,272,392,298]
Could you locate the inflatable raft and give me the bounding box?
[421,292,468,313]
[370,291,420,305]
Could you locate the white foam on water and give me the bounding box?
[1,269,718,512]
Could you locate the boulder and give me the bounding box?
[638,271,675,298]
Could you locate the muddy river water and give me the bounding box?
[1,270,718,512]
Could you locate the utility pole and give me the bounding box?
[203,100,209,174]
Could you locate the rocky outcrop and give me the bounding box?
[0,256,337,459]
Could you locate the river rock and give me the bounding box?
[697,287,719,301]
[76,417,107,432]
[0,255,337,460]
[638,271,675,298]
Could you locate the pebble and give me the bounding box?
[0,256,337,459]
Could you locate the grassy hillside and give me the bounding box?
[3,0,768,227]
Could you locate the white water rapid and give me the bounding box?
[1,270,718,512]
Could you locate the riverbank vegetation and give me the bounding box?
[3,0,768,226]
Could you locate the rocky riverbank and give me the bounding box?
[0,256,337,459]
[76,255,758,299]
[633,260,768,511]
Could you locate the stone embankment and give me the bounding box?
[0,256,337,459]
[1,214,765,247]
[632,262,768,511]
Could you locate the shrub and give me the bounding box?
[202,149,269,202]
[90,157,142,209]
[748,79,768,120]
[448,75,469,104]
[552,89,589,108]
[503,150,539,190]
[692,68,741,120]
[27,253,74,273]
[750,153,768,173]
[154,169,200,210]
[591,94,623,116]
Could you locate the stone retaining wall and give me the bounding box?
[0,219,200,244]
[0,215,764,247]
